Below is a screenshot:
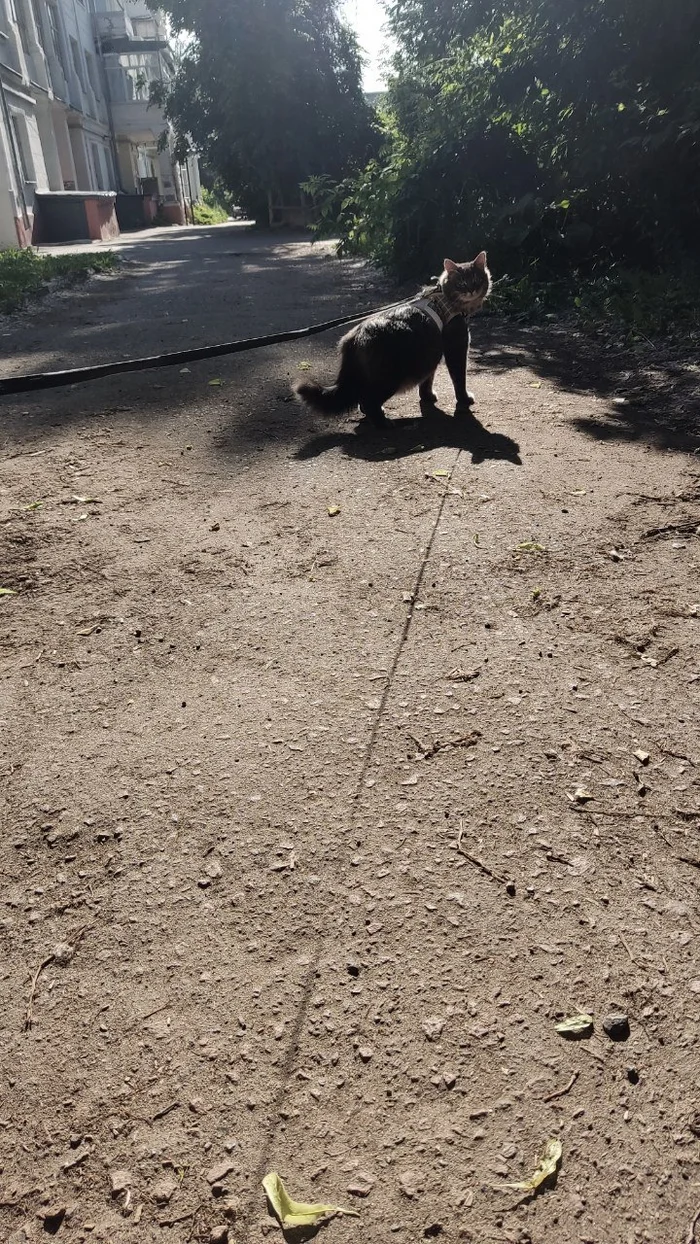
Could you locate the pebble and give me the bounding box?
[152,1176,178,1205]
[358,1045,374,1063]
[207,1160,235,1185]
[602,1012,630,1041]
[206,858,223,880]
[210,1228,228,1244]
[222,1196,241,1222]
[110,1170,132,1196]
[421,1015,445,1041]
[40,1205,67,1232]
[347,1172,375,1197]
[398,1170,424,1199]
[53,941,74,967]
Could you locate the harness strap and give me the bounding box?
[412,298,445,331]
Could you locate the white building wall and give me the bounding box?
[0,0,200,248]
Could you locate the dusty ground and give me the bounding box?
[0,223,699,1244]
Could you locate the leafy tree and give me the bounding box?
[147,0,377,222]
[325,0,700,280]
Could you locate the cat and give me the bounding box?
[293,253,491,426]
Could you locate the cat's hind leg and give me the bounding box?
[358,383,396,427]
[419,370,438,411]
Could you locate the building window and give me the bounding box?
[70,36,85,87]
[11,113,35,184]
[91,142,105,190]
[46,3,65,71]
[30,0,43,46]
[85,51,100,98]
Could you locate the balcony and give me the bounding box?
[111,98,165,144]
[93,9,135,45]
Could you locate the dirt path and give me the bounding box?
[1,225,699,1244]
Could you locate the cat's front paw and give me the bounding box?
[455,391,476,414]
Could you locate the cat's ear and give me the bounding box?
[473,251,487,269]
[443,258,459,273]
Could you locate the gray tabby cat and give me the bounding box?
[294,253,491,426]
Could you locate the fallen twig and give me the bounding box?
[578,1044,605,1064]
[619,933,641,966]
[543,1071,579,1103]
[413,730,481,759]
[571,805,658,820]
[674,807,700,821]
[153,1100,180,1122]
[678,855,700,871]
[24,926,89,1033]
[686,1207,700,1244]
[642,520,700,540]
[659,745,696,767]
[130,1002,170,1028]
[24,953,55,1032]
[457,821,513,891]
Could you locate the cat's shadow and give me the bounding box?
[295,404,522,465]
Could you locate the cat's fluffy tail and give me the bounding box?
[293,360,358,415]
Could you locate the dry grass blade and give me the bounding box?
[543,1071,579,1103]
[686,1207,700,1244]
[24,953,55,1032]
[457,821,512,891]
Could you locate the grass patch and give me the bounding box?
[0,248,118,313]
[192,188,230,225]
[490,266,700,343]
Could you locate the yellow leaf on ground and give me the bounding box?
[327,504,341,516]
[0,587,17,596]
[208,378,224,386]
[262,1172,359,1229]
[555,1013,593,1038]
[504,1138,562,1194]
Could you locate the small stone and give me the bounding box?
[41,1205,67,1233]
[205,858,223,880]
[210,1227,228,1244]
[358,1045,374,1063]
[347,1172,374,1198]
[152,1176,178,1205]
[421,1015,445,1042]
[633,749,650,765]
[222,1196,241,1222]
[443,1071,457,1088]
[223,1138,238,1154]
[602,1012,630,1041]
[110,1170,132,1197]
[347,959,360,977]
[206,1161,235,1186]
[399,1170,424,1199]
[69,1133,83,1148]
[53,941,74,967]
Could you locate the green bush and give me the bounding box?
[192,188,230,225]
[0,248,117,313]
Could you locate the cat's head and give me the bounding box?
[439,252,492,310]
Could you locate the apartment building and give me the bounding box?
[0,0,198,248]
